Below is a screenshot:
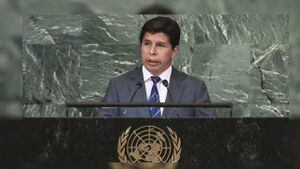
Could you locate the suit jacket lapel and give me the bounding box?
[163,67,187,118]
[128,67,150,117]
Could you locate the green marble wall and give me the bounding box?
[22,14,289,117]
[2,0,300,118]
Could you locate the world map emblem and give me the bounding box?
[117,125,181,163]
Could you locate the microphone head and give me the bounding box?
[136,81,143,89]
[162,79,169,87]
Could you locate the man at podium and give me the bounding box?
[100,16,215,118]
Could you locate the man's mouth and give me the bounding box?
[147,59,159,66]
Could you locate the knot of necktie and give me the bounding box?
[151,76,161,84]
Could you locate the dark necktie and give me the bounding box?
[148,76,161,117]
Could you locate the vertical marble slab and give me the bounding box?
[173,15,195,74]
[250,44,289,117]
[193,15,289,117]
[22,44,81,117]
[79,44,139,100]
[192,45,251,117]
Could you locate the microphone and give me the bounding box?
[129,81,143,102]
[162,79,179,117]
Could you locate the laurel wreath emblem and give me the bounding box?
[117,126,131,162]
[167,127,181,162]
[117,126,181,163]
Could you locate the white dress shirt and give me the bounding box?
[142,65,172,116]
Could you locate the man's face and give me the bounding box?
[141,32,179,76]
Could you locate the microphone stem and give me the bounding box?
[129,90,138,102]
[166,87,179,118]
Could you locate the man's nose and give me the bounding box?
[149,45,157,55]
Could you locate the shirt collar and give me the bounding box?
[142,65,172,82]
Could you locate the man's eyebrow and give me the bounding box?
[142,39,168,44]
[157,41,167,44]
[142,39,151,42]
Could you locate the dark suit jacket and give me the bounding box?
[99,66,215,118]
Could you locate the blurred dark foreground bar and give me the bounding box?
[1,118,300,169]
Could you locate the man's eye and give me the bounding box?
[157,44,165,47]
[143,42,150,45]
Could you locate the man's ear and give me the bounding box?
[172,45,179,58]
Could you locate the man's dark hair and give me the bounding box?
[139,16,180,49]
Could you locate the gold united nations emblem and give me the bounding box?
[117,125,181,163]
